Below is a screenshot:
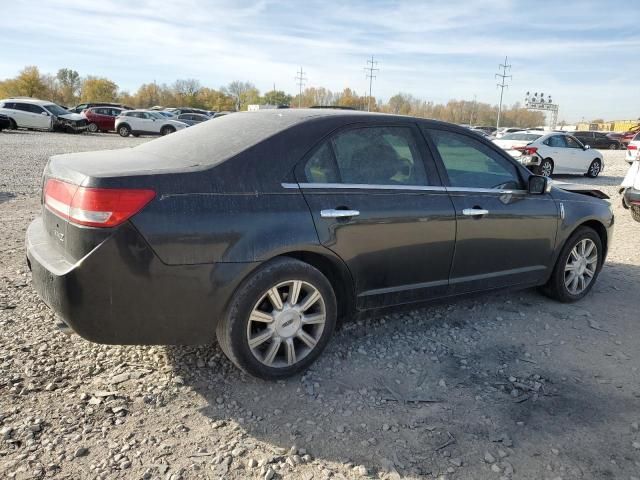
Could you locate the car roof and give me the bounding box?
[2,98,51,105]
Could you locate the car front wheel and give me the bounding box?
[540,227,602,303]
[608,143,618,150]
[160,126,175,136]
[586,158,602,178]
[87,122,99,133]
[118,125,131,137]
[217,257,337,379]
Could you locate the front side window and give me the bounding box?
[566,136,583,148]
[428,129,523,190]
[545,135,567,148]
[304,126,429,186]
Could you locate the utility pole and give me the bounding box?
[364,56,379,112]
[294,67,307,108]
[469,94,477,125]
[495,56,512,130]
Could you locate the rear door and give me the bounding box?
[295,123,457,309]
[423,127,558,293]
[542,134,573,173]
[13,102,35,127]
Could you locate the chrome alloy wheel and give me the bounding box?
[589,160,601,177]
[541,160,553,177]
[247,280,326,368]
[564,239,598,295]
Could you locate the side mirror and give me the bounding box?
[528,175,548,195]
[584,144,591,150]
[41,112,49,116]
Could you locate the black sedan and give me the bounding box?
[573,131,622,150]
[176,113,210,126]
[26,110,614,379]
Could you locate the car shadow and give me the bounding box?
[552,174,625,188]
[164,260,640,477]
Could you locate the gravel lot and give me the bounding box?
[1,130,639,480]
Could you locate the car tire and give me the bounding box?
[536,158,554,177]
[540,226,603,303]
[608,143,618,150]
[160,126,175,136]
[586,158,602,178]
[87,123,99,133]
[118,124,131,137]
[9,118,17,130]
[132,133,140,137]
[217,257,337,380]
[631,205,640,223]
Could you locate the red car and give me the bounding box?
[82,106,123,133]
[622,125,640,147]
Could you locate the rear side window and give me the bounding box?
[544,135,567,147]
[305,143,339,183]
[14,103,30,112]
[428,129,523,190]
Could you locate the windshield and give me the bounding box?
[44,104,71,116]
[501,133,542,141]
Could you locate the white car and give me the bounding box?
[115,110,188,137]
[0,98,88,132]
[625,132,640,164]
[493,131,544,151]
[499,132,604,177]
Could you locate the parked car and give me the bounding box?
[495,127,523,138]
[115,110,188,137]
[502,132,604,177]
[0,113,11,131]
[0,98,88,132]
[625,132,640,164]
[82,106,123,133]
[69,102,131,114]
[172,107,213,117]
[475,126,497,136]
[622,127,640,147]
[621,160,640,222]
[176,113,210,126]
[493,131,544,151]
[157,111,177,118]
[26,110,614,379]
[572,131,622,150]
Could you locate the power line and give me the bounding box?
[364,56,379,112]
[495,56,512,130]
[294,67,307,108]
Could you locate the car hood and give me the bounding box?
[57,112,84,121]
[550,180,609,199]
[167,120,189,127]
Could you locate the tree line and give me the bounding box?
[0,66,546,127]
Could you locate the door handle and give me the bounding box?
[320,209,360,218]
[462,208,489,216]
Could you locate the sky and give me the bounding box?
[1,0,639,122]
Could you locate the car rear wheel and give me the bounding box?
[87,122,99,133]
[217,257,337,379]
[118,125,130,137]
[540,227,602,303]
[536,158,554,177]
[9,118,17,130]
[631,205,640,223]
[608,143,618,150]
[160,126,175,136]
[586,158,602,178]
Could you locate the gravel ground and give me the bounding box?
[1,130,639,480]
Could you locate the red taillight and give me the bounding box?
[628,145,637,150]
[44,179,155,228]
[514,146,538,155]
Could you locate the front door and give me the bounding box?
[424,127,559,293]
[296,124,456,309]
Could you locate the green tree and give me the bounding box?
[262,90,292,107]
[56,68,81,106]
[223,81,256,111]
[81,76,118,102]
[10,66,49,98]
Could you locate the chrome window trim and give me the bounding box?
[282,182,527,195]
[282,182,447,192]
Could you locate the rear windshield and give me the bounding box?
[501,133,542,141]
[133,111,307,168]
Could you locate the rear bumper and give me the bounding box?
[623,188,640,206]
[26,217,258,345]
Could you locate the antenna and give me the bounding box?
[495,56,512,130]
[364,56,379,112]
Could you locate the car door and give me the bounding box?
[566,135,591,173]
[295,123,457,309]
[12,103,35,127]
[423,127,559,293]
[542,134,573,173]
[30,104,52,129]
